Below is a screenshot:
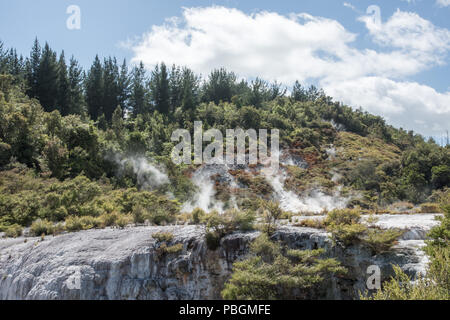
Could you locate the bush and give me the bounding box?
[64,216,84,232]
[30,219,54,236]
[65,216,102,232]
[132,204,147,224]
[419,203,442,213]
[295,218,325,229]
[260,201,283,235]
[115,214,132,228]
[4,224,23,238]
[222,234,346,300]
[192,207,206,224]
[324,209,367,245]
[148,209,175,226]
[152,232,174,242]
[327,223,367,246]
[363,228,404,254]
[362,248,449,300]
[324,208,361,226]
[156,242,184,258]
[165,243,184,254]
[203,209,256,250]
[99,212,119,227]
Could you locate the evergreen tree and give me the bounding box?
[57,51,70,115]
[181,67,199,111]
[117,59,130,115]
[36,43,58,111]
[0,40,6,73]
[102,57,119,121]
[129,62,147,117]
[169,64,183,112]
[26,38,41,99]
[85,55,104,120]
[203,68,237,104]
[151,63,170,115]
[291,81,308,102]
[67,56,85,115]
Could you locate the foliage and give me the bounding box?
[152,232,174,243]
[203,209,256,250]
[30,219,54,236]
[4,224,23,238]
[222,234,346,300]
[363,196,450,300]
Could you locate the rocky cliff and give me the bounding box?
[0,214,440,300]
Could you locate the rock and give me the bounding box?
[0,215,435,300]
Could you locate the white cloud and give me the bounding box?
[128,6,450,136]
[323,77,450,134]
[359,9,450,55]
[436,0,450,7]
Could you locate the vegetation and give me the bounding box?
[152,231,174,243]
[222,234,346,300]
[0,38,448,241]
[203,209,256,250]
[363,194,450,300]
[324,209,403,254]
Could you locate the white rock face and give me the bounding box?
[368,214,441,240]
[0,215,437,300]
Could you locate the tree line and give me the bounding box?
[0,38,326,124]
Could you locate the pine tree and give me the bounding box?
[86,55,104,120]
[117,59,130,115]
[203,68,237,104]
[26,38,41,99]
[0,41,7,73]
[102,57,119,121]
[169,64,183,112]
[36,43,58,111]
[291,81,307,102]
[129,62,147,117]
[151,63,170,115]
[181,67,199,111]
[67,56,85,115]
[57,51,70,115]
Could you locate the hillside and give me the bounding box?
[0,39,449,300]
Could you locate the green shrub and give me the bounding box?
[324,208,361,226]
[115,214,132,228]
[419,203,442,213]
[260,201,283,235]
[132,204,147,224]
[30,219,54,236]
[152,232,174,242]
[192,207,206,224]
[148,209,175,226]
[222,234,346,300]
[4,224,23,238]
[203,209,256,250]
[362,248,449,300]
[363,228,404,254]
[165,243,184,254]
[327,223,367,246]
[324,209,367,245]
[99,212,119,227]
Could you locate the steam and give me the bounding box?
[262,166,348,214]
[182,167,225,213]
[111,154,169,190]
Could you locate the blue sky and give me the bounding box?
[1,0,449,138]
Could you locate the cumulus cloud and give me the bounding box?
[127,6,450,136]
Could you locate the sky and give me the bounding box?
[0,0,449,140]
